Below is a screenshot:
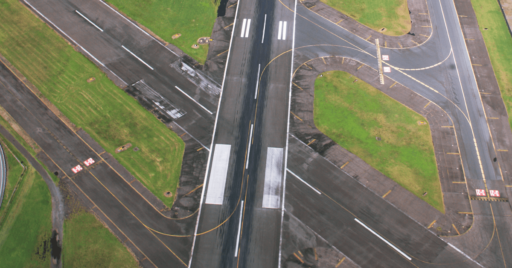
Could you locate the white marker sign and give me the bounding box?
[72,165,83,174]
[84,158,95,167]
[475,189,486,196]
[383,66,391,73]
[382,55,389,61]
[489,190,500,197]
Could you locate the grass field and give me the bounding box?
[314,71,444,212]
[106,0,219,64]
[470,0,512,130]
[320,0,411,36]
[0,140,25,218]
[0,0,185,208]
[0,139,52,268]
[63,211,138,268]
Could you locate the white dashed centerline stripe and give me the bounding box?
[354,218,412,260]
[75,10,103,32]
[245,19,251,38]
[121,45,154,70]
[174,86,213,115]
[245,124,254,169]
[241,19,247,37]
[278,21,283,40]
[283,21,287,40]
[254,64,261,99]
[287,169,321,195]
[262,14,267,43]
[234,200,244,257]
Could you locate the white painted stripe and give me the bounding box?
[283,21,287,40]
[262,147,284,208]
[355,218,412,260]
[261,14,267,43]
[245,19,251,38]
[75,10,103,32]
[234,200,244,257]
[121,45,154,70]
[278,1,298,267]
[286,169,321,195]
[245,124,254,169]
[278,21,283,40]
[174,86,213,114]
[241,19,247,37]
[189,0,242,264]
[254,64,261,99]
[205,144,231,205]
[448,243,484,268]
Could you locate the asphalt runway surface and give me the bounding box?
[9,0,512,267]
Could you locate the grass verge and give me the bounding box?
[0,0,184,208]
[320,0,411,36]
[0,137,52,268]
[470,0,512,129]
[105,0,219,64]
[314,71,444,212]
[63,210,138,268]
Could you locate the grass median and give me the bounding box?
[0,0,184,208]
[470,0,512,129]
[314,71,444,212]
[105,0,219,64]
[320,0,411,36]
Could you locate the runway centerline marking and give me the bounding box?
[262,14,267,43]
[354,218,412,260]
[255,64,261,99]
[245,124,254,169]
[234,200,244,257]
[287,169,321,195]
[174,86,213,114]
[121,45,154,70]
[75,10,104,32]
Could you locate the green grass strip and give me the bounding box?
[320,0,411,36]
[63,211,138,268]
[470,0,512,130]
[105,0,219,64]
[314,71,444,212]
[0,0,184,208]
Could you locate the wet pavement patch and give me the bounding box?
[50,230,62,264]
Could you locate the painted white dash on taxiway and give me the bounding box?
[75,10,103,32]
[234,200,244,257]
[205,144,231,205]
[122,45,154,70]
[174,86,213,114]
[287,169,321,195]
[262,147,284,209]
[255,64,261,99]
[278,21,283,40]
[245,19,251,38]
[261,14,267,43]
[240,19,247,37]
[283,21,287,40]
[355,218,412,260]
[245,124,254,169]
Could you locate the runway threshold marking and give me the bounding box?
[335,257,346,267]
[287,169,321,195]
[174,86,213,114]
[428,220,436,228]
[234,200,244,257]
[355,218,412,260]
[240,18,251,38]
[382,190,392,198]
[122,46,154,70]
[75,10,104,32]
[278,21,288,40]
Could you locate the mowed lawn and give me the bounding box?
[470,0,512,130]
[106,0,218,64]
[320,0,411,36]
[0,0,184,208]
[0,137,52,267]
[314,71,444,212]
[63,211,138,268]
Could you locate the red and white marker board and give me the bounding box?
[382,55,389,61]
[383,66,391,73]
[84,158,95,167]
[475,189,486,196]
[72,165,83,174]
[489,190,500,197]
